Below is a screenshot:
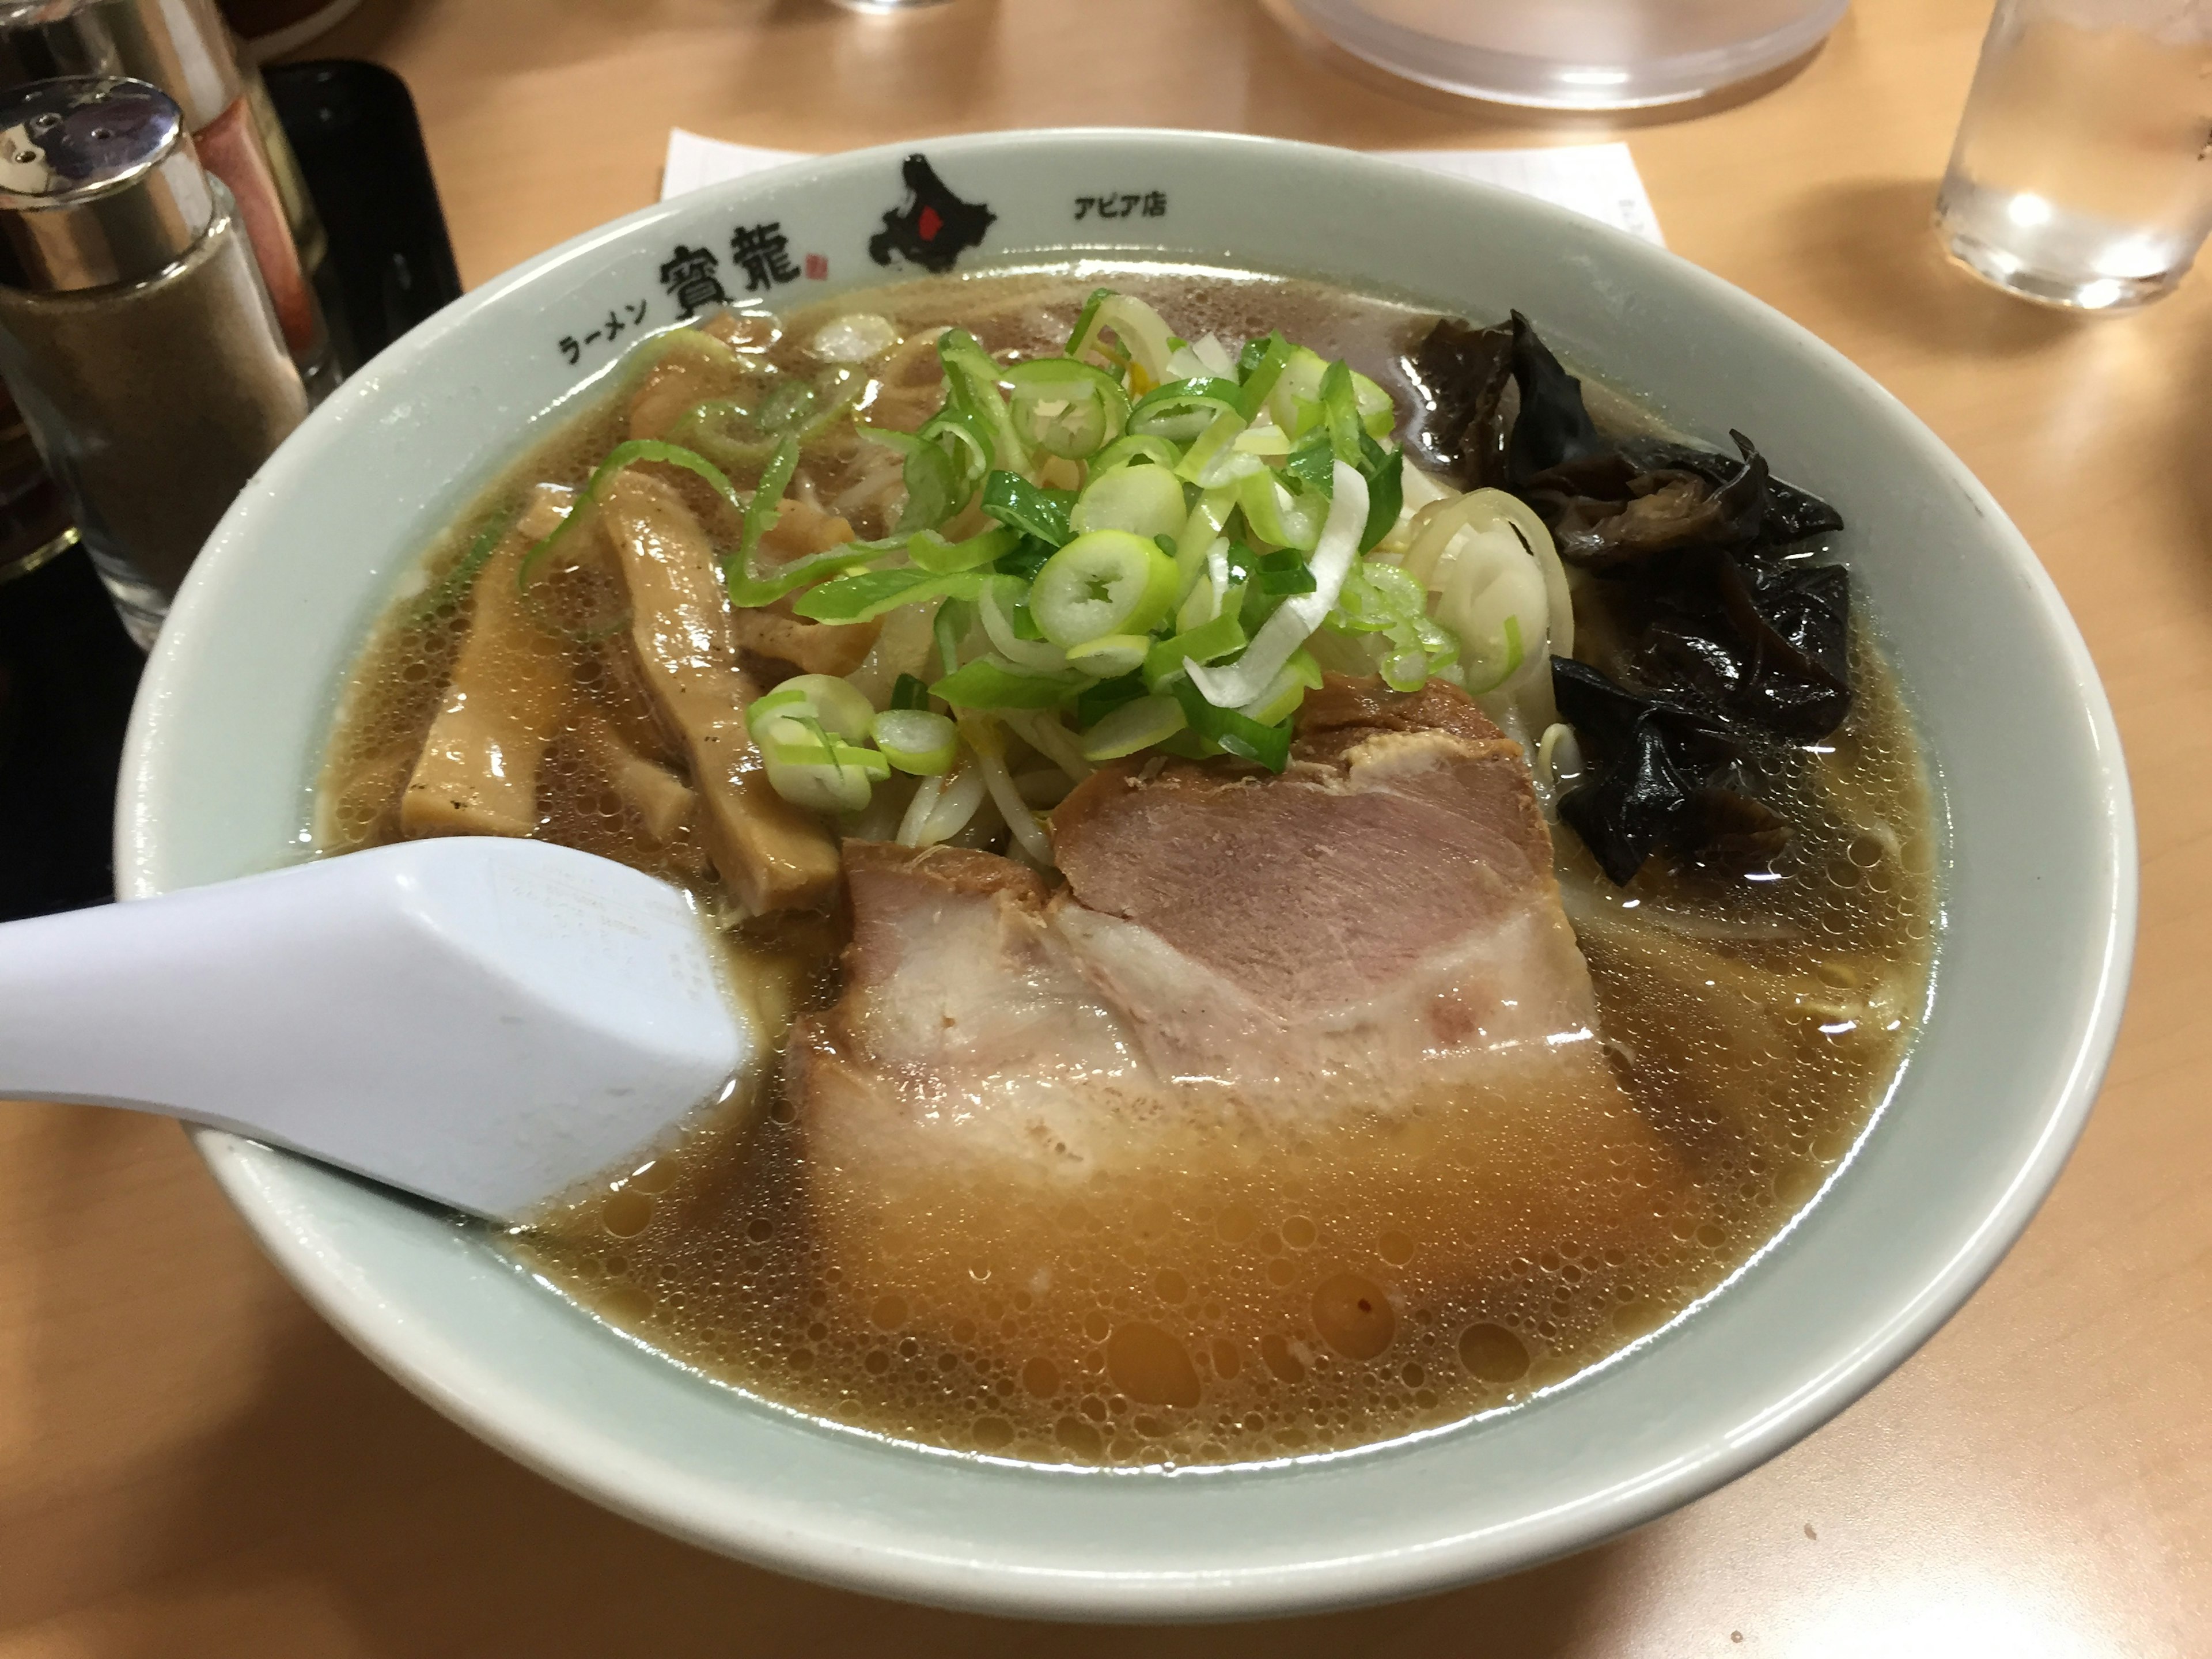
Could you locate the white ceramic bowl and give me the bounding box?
[118,131,2135,1620]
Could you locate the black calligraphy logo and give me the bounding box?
[868,153,995,274]
[731,222,801,291]
[659,244,729,316]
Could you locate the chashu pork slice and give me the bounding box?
[790,677,1698,1328]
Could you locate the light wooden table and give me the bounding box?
[5,0,2207,1651]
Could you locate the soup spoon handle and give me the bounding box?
[0,838,748,1221]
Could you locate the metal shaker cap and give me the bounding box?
[0,75,211,290]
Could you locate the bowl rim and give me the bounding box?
[119,127,2138,1620]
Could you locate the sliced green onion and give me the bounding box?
[1028,530,1180,649]
[1064,632,1150,679]
[1066,290,1176,387]
[672,366,863,470]
[1237,468,1324,552]
[1236,647,1323,726]
[1353,369,1396,438]
[889,672,931,711]
[1172,485,1236,600]
[791,566,993,624]
[980,470,1075,548]
[978,577,1073,674]
[1074,671,1149,728]
[1331,558,1429,630]
[738,436,801,566]
[1127,376,1243,444]
[859,423,963,533]
[1175,407,1259,488]
[521,437,738,594]
[414,499,521,619]
[760,722,892,813]
[931,655,1079,710]
[1185,459,1367,711]
[870,707,959,774]
[1235,331,1293,419]
[1320,360,1365,467]
[1171,678,1291,772]
[1256,547,1317,596]
[907,522,1020,574]
[1359,441,1404,552]
[725,538,884,610]
[1266,346,1330,438]
[937,328,1027,472]
[1070,463,1188,540]
[1232,421,1294,458]
[1166,333,1237,381]
[1143,608,1246,691]
[1282,433,1336,495]
[1089,433,1182,475]
[1003,356,1131,460]
[933,596,970,678]
[918,406,991,505]
[1079,693,1188,762]
[748,673,876,741]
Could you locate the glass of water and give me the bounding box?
[1936,0,2212,310]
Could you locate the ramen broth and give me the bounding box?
[317,265,1936,1467]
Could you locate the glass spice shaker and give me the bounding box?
[0,75,306,645]
[0,0,339,397]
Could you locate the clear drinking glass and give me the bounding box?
[1282,0,1848,110]
[1937,0,2212,310]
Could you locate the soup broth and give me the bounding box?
[318,265,1936,1467]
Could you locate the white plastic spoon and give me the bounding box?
[0,837,749,1222]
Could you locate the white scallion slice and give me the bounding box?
[1070,462,1187,540]
[1185,459,1366,710]
[759,724,891,813]
[1028,530,1179,650]
[1069,293,1176,388]
[898,757,987,846]
[1237,468,1324,551]
[1063,632,1150,679]
[747,673,875,743]
[1236,647,1324,726]
[1003,357,1131,460]
[870,708,959,775]
[1079,694,1187,762]
[976,581,1072,675]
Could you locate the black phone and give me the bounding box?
[264,59,464,370]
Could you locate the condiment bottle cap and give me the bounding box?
[0,75,211,291]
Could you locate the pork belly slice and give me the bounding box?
[600,471,839,912]
[791,678,1695,1329]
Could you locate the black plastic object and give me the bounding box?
[0,541,143,919]
[264,59,461,370]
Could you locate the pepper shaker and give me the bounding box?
[0,0,338,395]
[0,75,306,644]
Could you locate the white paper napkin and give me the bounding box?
[660,127,1665,247]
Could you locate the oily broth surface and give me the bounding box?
[319,264,1937,1468]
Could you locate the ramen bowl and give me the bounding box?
[118,130,2134,1620]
